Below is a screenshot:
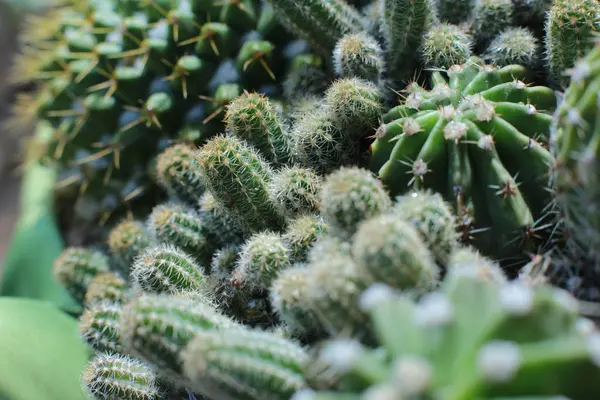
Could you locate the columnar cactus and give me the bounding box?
[370,57,557,261]
[53,247,111,302]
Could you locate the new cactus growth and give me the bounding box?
[333,32,384,83]
[155,144,206,205]
[420,23,473,70]
[297,261,600,399]
[370,57,557,261]
[182,326,309,400]
[483,27,540,69]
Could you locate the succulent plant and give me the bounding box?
[296,259,600,399]
[8,0,323,231]
[369,57,557,261]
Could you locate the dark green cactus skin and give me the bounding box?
[369,57,557,261]
[13,0,306,229]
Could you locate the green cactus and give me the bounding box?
[268,167,323,220]
[9,0,303,230]
[296,261,600,399]
[52,247,111,302]
[181,326,309,400]
[265,0,365,58]
[197,135,286,233]
[107,219,156,271]
[79,301,123,353]
[82,353,161,400]
[320,166,391,238]
[131,244,207,295]
[392,190,460,265]
[233,232,292,292]
[197,192,247,249]
[333,32,384,83]
[370,57,557,261]
[146,202,211,264]
[545,0,600,89]
[155,143,206,205]
[472,0,515,48]
[420,23,473,70]
[84,272,130,305]
[483,27,540,69]
[550,40,600,271]
[225,90,292,166]
[119,293,239,378]
[283,215,330,263]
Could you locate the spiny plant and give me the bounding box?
[548,39,600,300]
[7,0,328,231]
[294,261,600,399]
[369,56,558,263]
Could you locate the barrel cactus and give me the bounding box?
[369,57,557,261]
[8,0,324,229]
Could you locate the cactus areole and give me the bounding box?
[369,57,557,261]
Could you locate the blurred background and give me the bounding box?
[0,0,50,261]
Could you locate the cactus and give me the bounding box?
[483,27,540,69]
[155,144,206,205]
[420,23,473,70]
[332,32,384,83]
[197,192,246,249]
[182,326,309,400]
[53,247,111,302]
[233,232,292,292]
[392,190,460,265]
[283,215,329,263]
[108,219,156,271]
[119,293,239,378]
[320,167,391,238]
[84,272,130,305]
[8,0,303,230]
[472,0,514,49]
[131,244,207,295]
[297,261,600,399]
[352,213,441,290]
[435,0,474,24]
[370,57,557,261]
[225,91,292,165]
[268,167,323,220]
[79,301,123,353]
[550,41,600,271]
[545,0,600,88]
[82,353,161,400]
[197,135,286,233]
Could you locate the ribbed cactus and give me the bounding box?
[82,353,161,400]
[483,27,540,69]
[53,247,111,302]
[550,41,600,269]
[197,135,286,233]
[155,143,206,205]
[332,32,384,83]
[268,167,323,220]
[370,57,557,261]
[297,260,600,399]
[131,244,207,295]
[545,0,600,88]
[283,215,329,263]
[420,23,473,70]
[9,0,303,228]
[119,293,239,378]
[84,272,129,305]
[182,327,309,400]
[79,301,123,353]
[320,166,391,238]
[108,219,156,270]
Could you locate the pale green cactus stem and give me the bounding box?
[79,300,123,353]
[131,244,207,295]
[119,293,239,380]
[84,272,130,305]
[182,326,309,400]
[108,219,156,271]
[283,214,329,263]
[483,27,540,69]
[268,166,323,220]
[155,143,206,205]
[53,247,112,302]
[82,353,161,400]
[420,23,472,70]
[333,32,384,83]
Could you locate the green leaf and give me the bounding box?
[0,298,91,400]
[0,122,80,313]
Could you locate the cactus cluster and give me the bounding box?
[12,0,600,398]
